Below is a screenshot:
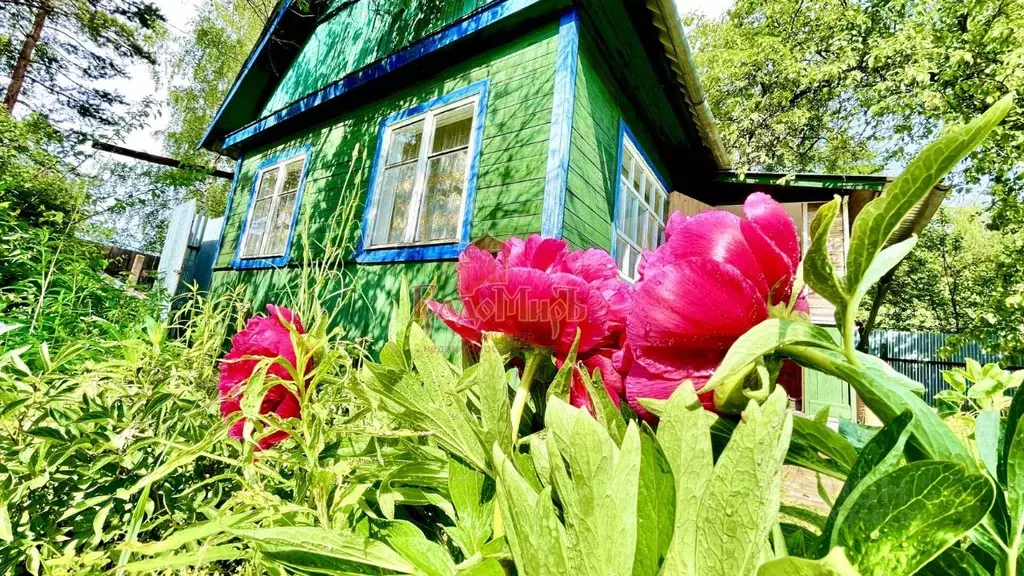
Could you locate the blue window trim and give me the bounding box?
[231,144,313,270]
[610,121,671,267]
[354,80,489,264]
[540,8,580,239]
[220,0,543,150]
[213,153,245,269]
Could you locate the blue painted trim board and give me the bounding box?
[221,0,543,150]
[540,9,579,239]
[199,0,294,150]
[610,121,671,265]
[354,80,490,264]
[212,154,246,270]
[231,144,313,269]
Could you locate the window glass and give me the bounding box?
[239,153,307,259]
[369,97,479,248]
[616,134,669,279]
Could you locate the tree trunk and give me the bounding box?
[4,4,50,113]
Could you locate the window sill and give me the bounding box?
[231,254,292,269]
[354,241,466,264]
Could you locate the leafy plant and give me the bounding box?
[936,359,1024,414]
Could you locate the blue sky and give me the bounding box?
[116,0,734,155]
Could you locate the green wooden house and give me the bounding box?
[202,0,945,420]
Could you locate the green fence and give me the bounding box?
[867,330,1023,405]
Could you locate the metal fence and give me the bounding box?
[866,330,1022,404]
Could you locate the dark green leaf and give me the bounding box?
[803,196,845,308]
[845,95,1012,304]
[821,411,913,555]
[917,546,990,576]
[792,415,858,472]
[633,424,675,576]
[1000,384,1024,485]
[834,461,995,576]
[780,505,827,531]
[782,345,972,467]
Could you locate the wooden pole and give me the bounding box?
[91,141,235,180]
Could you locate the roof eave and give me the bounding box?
[644,0,730,170]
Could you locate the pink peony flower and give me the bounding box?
[625,193,806,419]
[428,236,629,358]
[566,340,633,413]
[218,304,307,450]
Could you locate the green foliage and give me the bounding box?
[0,112,164,349]
[0,0,163,133]
[691,0,1024,360]
[160,0,277,216]
[935,359,1023,414]
[865,206,1005,334]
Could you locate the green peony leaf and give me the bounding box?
[757,547,858,576]
[1000,384,1024,485]
[782,345,971,467]
[446,459,493,557]
[457,558,505,575]
[974,409,1000,481]
[580,364,627,445]
[374,520,457,576]
[916,546,990,576]
[792,415,858,473]
[547,330,579,402]
[705,319,844,396]
[821,411,913,555]
[845,95,1012,309]
[658,381,714,576]
[803,196,846,309]
[695,387,793,576]
[231,526,416,574]
[1008,402,1024,551]
[543,399,640,576]
[117,545,245,573]
[833,461,995,576]
[379,323,489,472]
[476,340,512,458]
[491,444,570,576]
[633,424,676,576]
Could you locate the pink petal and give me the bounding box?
[743,192,801,270]
[740,219,796,305]
[427,300,484,344]
[457,246,498,301]
[498,235,568,272]
[646,211,769,298]
[627,257,769,358]
[266,304,305,334]
[625,362,714,422]
[664,210,688,243]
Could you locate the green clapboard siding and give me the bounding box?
[212,20,558,346]
[563,22,673,251]
[261,0,496,116]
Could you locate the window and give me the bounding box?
[359,81,487,263]
[235,148,309,267]
[614,127,669,279]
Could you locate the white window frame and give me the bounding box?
[615,131,669,281]
[239,154,308,259]
[365,93,481,249]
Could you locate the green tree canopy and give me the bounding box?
[690,0,1024,357]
